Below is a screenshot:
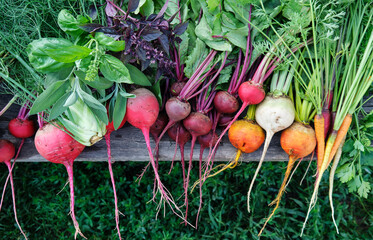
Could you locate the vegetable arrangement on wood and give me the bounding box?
[0,0,372,238]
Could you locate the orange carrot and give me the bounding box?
[326,113,352,166]
[314,114,325,174]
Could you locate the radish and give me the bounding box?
[105,113,127,240]
[126,88,183,218]
[34,123,86,239]
[0,139,27,239]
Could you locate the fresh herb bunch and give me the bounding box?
[79,0,189,81]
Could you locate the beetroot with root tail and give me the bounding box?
[0,139,28,239]
[170,82,186,96]
[213,91,239,114]
[126,88,184,219]
[34,123,86,239]
[182,112,212,225]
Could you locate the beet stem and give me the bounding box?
[63,160,86,239]
[105,133,122,240]
[5,161,28,240]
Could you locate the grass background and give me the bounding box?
[0,160,372,239]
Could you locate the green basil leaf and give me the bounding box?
[113,92,127,130]
[76,71,114,90]
[27,38,74,73]
[30,80,70,115]
[58,9,89,37]
[95,32,125,52]
[100,55,133,84]
[44,45,92,63]
[49,92,71,120]
[45,67,74,86]
[125,64,152,86]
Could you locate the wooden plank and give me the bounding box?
[1,95,372,162]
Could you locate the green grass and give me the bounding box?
[0,160,371,239]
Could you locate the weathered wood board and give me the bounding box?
[1,95,372,162]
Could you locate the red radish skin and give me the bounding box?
[170,82,186,96]
[8,118,35,139]
[34,123,86,239]
[214,91,239,114]
[126,88,184,219]
[182,112,212,225]
[105,115,127,240]
[0,139,27,239]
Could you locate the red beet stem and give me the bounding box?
[105,133,122,240]
[63,160,86,239]
[5,161,28,240]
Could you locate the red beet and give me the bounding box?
[213,91,239,114]
[182,112,212,225]
[170,82,186,96]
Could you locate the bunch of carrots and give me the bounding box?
[0,0,372,238]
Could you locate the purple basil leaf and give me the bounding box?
[155,68,163,81]
[136,47,147,61]
[159,20,169,30]
[96,27,121,39]
[128,0,140,13]
[174,22,189,35]
[79,23,104,32]
[147,14,157,21]
[158,34,170,56]
[105,1,117,17]
[141,59,151,71]
[142,28,163,41]
[89,5,98,20]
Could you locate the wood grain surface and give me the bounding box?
[1,94,372,162]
